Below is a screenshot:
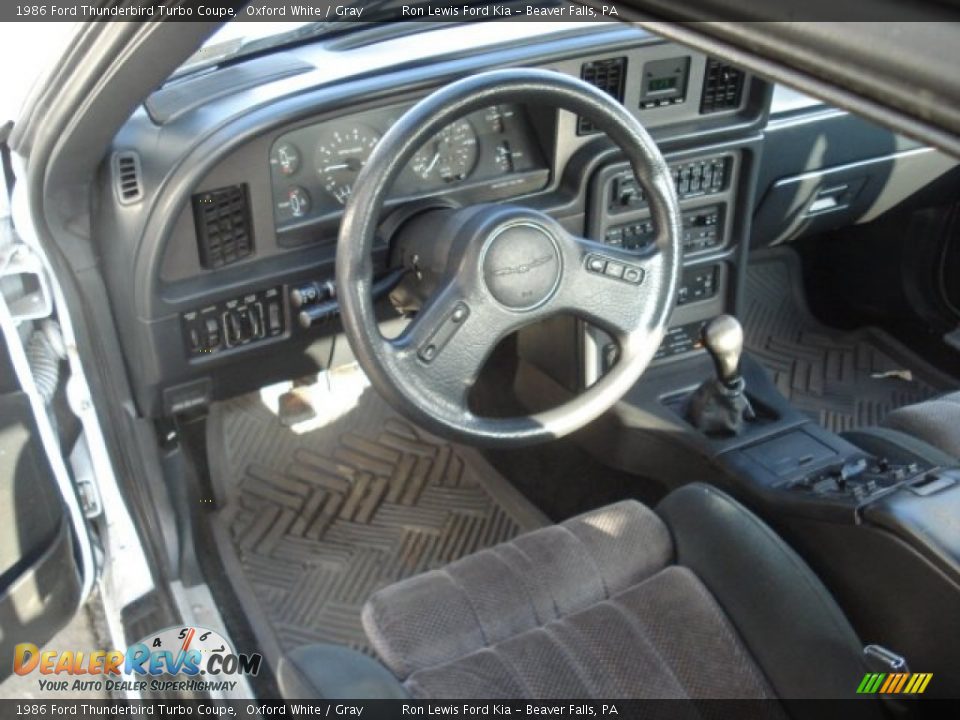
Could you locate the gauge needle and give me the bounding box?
[324,158,364,172]
[424,150,441,175]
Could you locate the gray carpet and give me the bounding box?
[743,250,956,433]
[206,382,545,659]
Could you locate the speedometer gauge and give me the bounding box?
[411,118,479,183]
[315,124,381,204]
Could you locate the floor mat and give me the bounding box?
[743,249,957,433]
[207,373,546,660]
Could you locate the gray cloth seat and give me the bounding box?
[361,484,878,706]
[880,390,960,460]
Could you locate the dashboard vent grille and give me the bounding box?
[578,57,627,135]
[700,58,745,114]
[112,151,142,205]
[192,185,254,270]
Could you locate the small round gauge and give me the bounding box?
[285,186,311,218]
[410,118,479,183]
[273,143,301,176]
[314,124,381,204]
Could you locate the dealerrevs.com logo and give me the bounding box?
[12,625,261,694]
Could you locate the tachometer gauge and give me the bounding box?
[315,124,381,204]
[411,118,478,183]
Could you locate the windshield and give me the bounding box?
[204,21,312,50]
[178,0,562,77]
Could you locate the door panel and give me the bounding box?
[0,307,81,683]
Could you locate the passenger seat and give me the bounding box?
[882,391,960,460]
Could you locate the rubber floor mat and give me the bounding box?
[207,375,546,660]
[743,249,957,433]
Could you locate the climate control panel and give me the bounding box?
[603,204,724,254]
[607,154,730,214]
[181,286,285,358]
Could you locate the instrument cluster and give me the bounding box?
[269,103,547,244]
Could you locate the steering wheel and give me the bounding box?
[336,68,681,446]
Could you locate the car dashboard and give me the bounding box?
[96,22,957,417]
[268,102,548,241]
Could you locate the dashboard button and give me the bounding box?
[604,261,625,279]
[587,256,607,273]
[249,303,265,338]
[224,312,243,346]
[267,301,283,334]
[604,227,623,246]
[204,317,221,348]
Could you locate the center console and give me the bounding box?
[716,385,960,697]
[580,138,757,387]
[574,315,960,697]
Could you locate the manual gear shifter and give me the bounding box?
[703,314,745,386]
[688,315,756,436]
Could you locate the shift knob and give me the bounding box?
[702,315,744,386]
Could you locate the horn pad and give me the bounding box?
[481,222,562,311]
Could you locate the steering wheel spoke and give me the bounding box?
[562,234,665,343]
[389,279,519,407]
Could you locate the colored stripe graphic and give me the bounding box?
[857,672,932,694]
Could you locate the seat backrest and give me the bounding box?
[362,500,672,680]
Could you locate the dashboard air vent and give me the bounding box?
[700,58,745,114]
[578,57,627,135]
[112,151,142,205]
[192,185,254,270]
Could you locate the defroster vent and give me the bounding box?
[192,185,254,269]
[700,58,745,114]
[578,57,627,135]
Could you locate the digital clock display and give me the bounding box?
[648,77,678,92]
[640,57,690,109]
